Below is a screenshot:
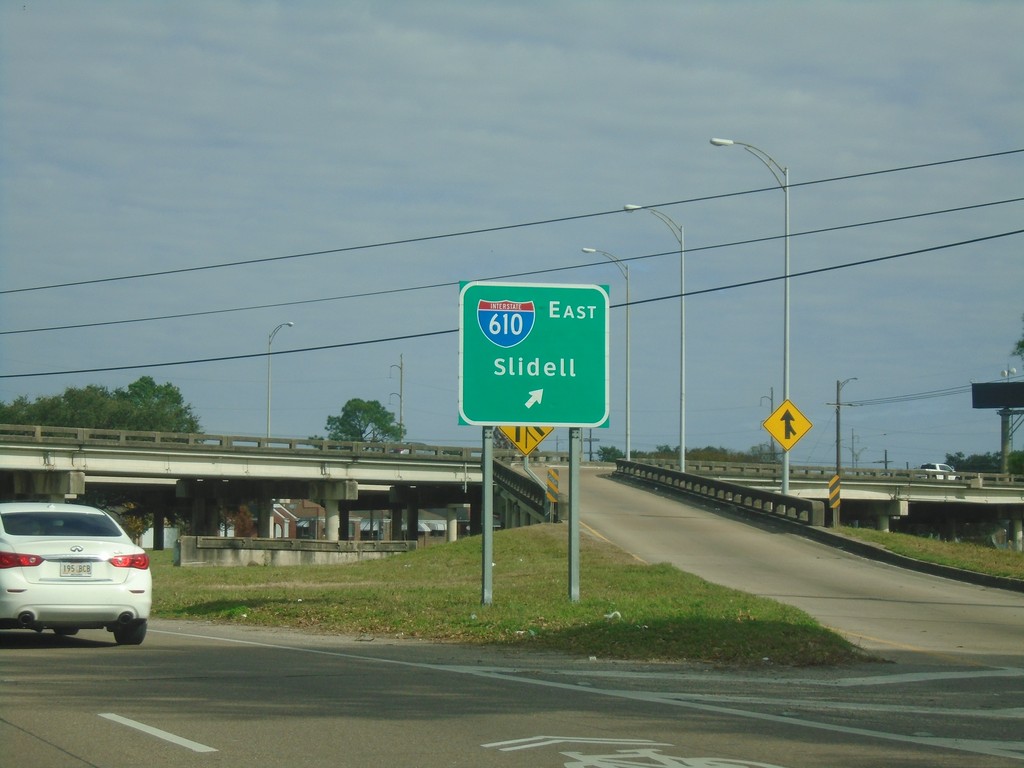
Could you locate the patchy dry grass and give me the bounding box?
[151,524,863,666]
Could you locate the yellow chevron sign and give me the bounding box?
[546,467,559,503]
[499,425,553,456]
[828,474,841,509]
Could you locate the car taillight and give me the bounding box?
[109,553,150,570]
[0,552,43,568]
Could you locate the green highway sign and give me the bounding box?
[459,281,609,427]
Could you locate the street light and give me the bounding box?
[710,137,791,492]
[390,354,405,440]
[266,322,294,437]
[622,204,685,472]
[582,248,631,460]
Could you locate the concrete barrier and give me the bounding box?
[615,459,825,527]
[175,536,416,567]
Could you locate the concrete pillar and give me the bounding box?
[469,497,482,536]
[145,491,166,550]
[1012,515,1023,553]
[333,501,348,541]
[872,499,907,532]
[191,496,206,536]
[257,494,273,539]
[388,500,402,540]
[405,495,420,542]
[315,481,356,541]
[446,503,467,542]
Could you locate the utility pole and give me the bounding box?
[582,429,600,462]
[832,378,857,527]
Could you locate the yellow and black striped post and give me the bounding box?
[828,474,841,527]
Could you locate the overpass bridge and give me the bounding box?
[0,424,484,545]
[3,424,1021,553]
[609,459,1024,549]
[498,457,1024,550]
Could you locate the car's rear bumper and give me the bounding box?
[1,585,151,628]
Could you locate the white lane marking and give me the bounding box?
[828,667,1024,687]
[150,627,1024,761]
[99,713,217,753]
[482,735,671,752]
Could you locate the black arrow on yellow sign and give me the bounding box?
[781,409,797,440]
[499,425,553,456]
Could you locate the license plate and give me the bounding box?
[60,562,92,577]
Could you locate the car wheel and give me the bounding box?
[113,620,147,646]
[53,628,79,636]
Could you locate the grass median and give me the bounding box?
[151,524,864,666]
[835,525,1024,581]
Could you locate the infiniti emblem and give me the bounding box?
[70,546,83,552]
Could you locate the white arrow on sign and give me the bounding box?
[525,389,544,408]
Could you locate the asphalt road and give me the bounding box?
[2,470,1023,767]
[3,620,1024,767]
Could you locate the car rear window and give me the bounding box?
[0,511,123,537]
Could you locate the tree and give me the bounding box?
[597,445,624,462]
[116,377,201,432]
[1014,311,1024,361]
[945,452,1001,473]
[0,376,201,432]
[325,398,404,442]
[1009,451,1024,475]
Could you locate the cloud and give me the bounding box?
[1,1,1022,466]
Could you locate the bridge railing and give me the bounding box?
[492,460,549,515]
[617,457,1023,487]
[614,459,825,527]
[0,423,482,463]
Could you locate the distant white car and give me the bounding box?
[919,463,957,480]
[0,502,152,644]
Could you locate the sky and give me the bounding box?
[1,1,1022,471]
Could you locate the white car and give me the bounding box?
[0,502,152,645]
[919,463,957,480]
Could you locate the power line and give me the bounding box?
[2,148,1021,297]
[3,227,1021,380]
[847,385,972,406]
[4,195,1022,336]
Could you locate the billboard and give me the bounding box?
[971,381,1024,409]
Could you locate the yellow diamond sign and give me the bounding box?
[763,399,812,452]
[499,425,553,456]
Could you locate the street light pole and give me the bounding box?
[623,205,685,472]
[710,137,790,492]
[583,248,630,460]
[266,321,294,437]
[390,354,405,440]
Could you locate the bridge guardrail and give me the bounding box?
[0,423,482,463]
[492,460,549,517]
[620,458,1024,487]
[614,459,825,527]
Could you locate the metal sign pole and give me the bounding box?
[481,426,494,606]
[568,426,581,602]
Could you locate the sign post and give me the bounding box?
[481,426,494,605]
[459,281,609,604]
